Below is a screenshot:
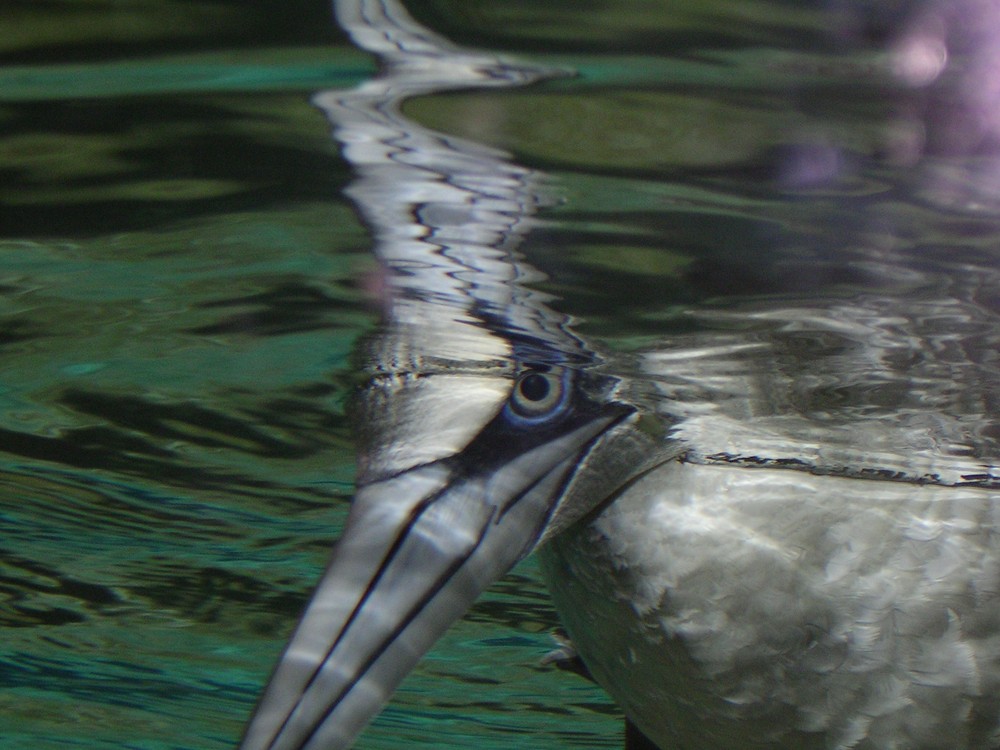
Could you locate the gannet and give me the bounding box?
[240,1,1000,748]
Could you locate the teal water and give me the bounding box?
[3,1,1000,749]
[0,2,618,748]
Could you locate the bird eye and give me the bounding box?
[507,367,568,421]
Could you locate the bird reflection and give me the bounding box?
[240,1,1000,749]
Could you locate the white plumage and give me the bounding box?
[545,464,1000,749]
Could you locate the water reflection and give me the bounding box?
[240,1,634,748]
[2,0,1000,748]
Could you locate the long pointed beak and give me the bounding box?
[240,404,631,750]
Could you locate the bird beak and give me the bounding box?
[239,398,632,750]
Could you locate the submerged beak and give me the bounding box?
[240,401,631,750]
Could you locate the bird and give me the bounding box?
[239,1,1000,749]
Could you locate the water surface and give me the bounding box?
[2,1,999,749]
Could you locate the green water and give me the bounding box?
[3,1,1000,749]
[0,2,619,748]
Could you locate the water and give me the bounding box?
[2,1,999,749]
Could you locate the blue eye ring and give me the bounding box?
[505,366,570,423]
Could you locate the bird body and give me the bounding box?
[544,463,1000,749]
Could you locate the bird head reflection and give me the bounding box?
[238,1,662,749]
